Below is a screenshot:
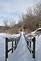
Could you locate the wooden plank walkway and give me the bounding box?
[8,34,35,61]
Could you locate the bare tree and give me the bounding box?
[33,3,41,16]
[9,20,16,27]
[21,3,41,31]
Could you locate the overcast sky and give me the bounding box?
[0,0,40,26]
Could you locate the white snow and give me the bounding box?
[0,33,20,38]
[0,37,5,61]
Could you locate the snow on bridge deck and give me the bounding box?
[8,33,35,61]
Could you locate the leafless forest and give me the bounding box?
[0,2,41,34]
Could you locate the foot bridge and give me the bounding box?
[5,32,36,61]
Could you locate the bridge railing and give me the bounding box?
[5,34,21,61]
[24,34,36,58]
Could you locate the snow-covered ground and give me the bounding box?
[0,32,41,61]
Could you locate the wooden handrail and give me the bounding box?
[5,35,21,61]
[24,34,36,58]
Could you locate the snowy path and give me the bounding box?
[0,33,41,61]
[8,33,35,61]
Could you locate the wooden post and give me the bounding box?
[12,41,13,53]
[5,38,8,61]
[14,40,17,50]
[30,41,31,48]
[32,37,35,58]
[27,40,29,46]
